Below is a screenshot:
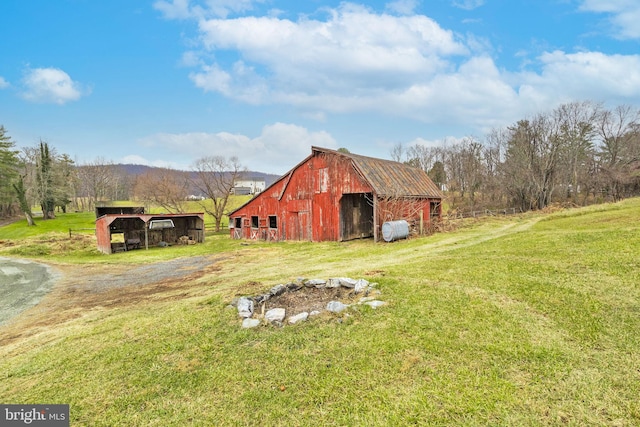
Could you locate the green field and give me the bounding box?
[1,200,639,425]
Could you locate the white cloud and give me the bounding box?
[202,0,259,18]
[21,67,86,104]
[137,123,337,174]
[385,56,522,129]
[385,0,418,16]
[189,63,232,94]
[190,61,269,104]
[160,2,640,138]
[579,0,640,39]
[452,0,485,11]
[154,0,260,19]
[0,76,9,89]
[154,0,192,19]
[518,50,640,104]
[119,155,179,169]
[191,3,467,108]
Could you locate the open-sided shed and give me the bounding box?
[95,212,205,254]
[95,206,145,218]
[229,146,443,242]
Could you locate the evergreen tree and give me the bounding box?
[0,125,20,217]
[36,141,56,219]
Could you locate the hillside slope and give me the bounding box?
[1,200,639,425]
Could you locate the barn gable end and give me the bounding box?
[229,146,442,242]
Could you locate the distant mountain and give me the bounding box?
[114,164,156,176]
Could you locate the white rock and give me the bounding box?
[265,308,286,323]
[309,310,321,316]
[288,312,309,324]
[269,284,287,296]
[354,279,370,294]
[242,318,261,328]
[326,278,341,288]
[326,301,348,313]
[338,277,357,288]
[237,297,254,318]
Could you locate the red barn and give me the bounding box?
[229,146,443,242]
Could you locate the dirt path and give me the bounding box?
[358,216,543,270]
[0,255,225,347]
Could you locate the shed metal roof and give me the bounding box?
[312,147,443,198]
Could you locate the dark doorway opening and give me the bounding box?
[340,193,374,241]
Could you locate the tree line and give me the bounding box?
[391,101,640,213]
[0,127,244,231]
[1,100,638,228]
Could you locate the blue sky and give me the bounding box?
[1,0,639,174]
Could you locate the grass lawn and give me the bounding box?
[0,200,639,425]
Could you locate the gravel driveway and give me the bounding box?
[0,255,215,328]
[0,257,60,325]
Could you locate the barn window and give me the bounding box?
[268,215,277,229]
[251,216,259,228]
[234,217,242,228]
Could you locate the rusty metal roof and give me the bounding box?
[313,147,443,198]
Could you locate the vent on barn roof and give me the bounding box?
[149,219,175,230]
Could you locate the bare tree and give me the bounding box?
[460,137,484,206]
[503,113,563,210]
[595,105,640,200]
[19,142,72,219]
[441,137,485,209]
[483,128,508,206]
[133,167,190,213]
[405,144,437,172]
[76,158,119,210]
[390,142,404,162]
[554,101,600,203]
[190,156,246,231]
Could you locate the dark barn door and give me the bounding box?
[340,193,373,241]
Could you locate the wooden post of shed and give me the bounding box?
[144,223,149,250]
[373,195,379,242]
[420,210,424,235]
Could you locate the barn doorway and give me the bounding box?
[340,193,374,241]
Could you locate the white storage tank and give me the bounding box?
[381,220,409,242]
